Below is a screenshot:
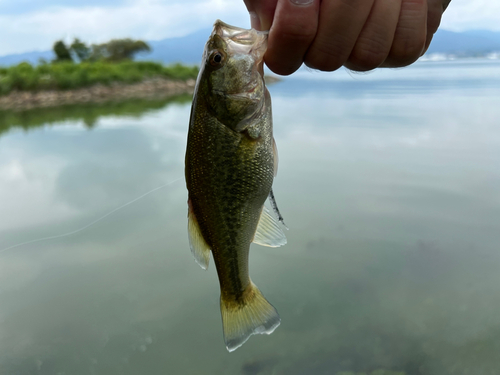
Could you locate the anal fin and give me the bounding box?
[187,200,211,270]
[253,206,287,247]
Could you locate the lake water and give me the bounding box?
[1,59,500,375]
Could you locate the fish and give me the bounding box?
[184,20,287,352]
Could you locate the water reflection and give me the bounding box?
[1,60,500,375]
[0,94,192,137]
[0,94,195,375]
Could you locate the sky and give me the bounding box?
[0,0,499,57]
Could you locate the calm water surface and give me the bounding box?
[1,59,500,375]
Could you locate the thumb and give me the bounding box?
[243,0,278,31]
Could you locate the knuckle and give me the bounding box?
[304,40,347,72]
[305,52,343,72]
[348,38,390,71]
[278,24,317,45]
[338,0,365,13]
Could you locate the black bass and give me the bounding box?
[185,20,286,352]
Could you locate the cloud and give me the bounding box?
[440,0,500,31]
[0,150,78,232]
[0,0,127,15]
[1,0,499,56]
[0,0,250,55]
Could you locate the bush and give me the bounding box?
[0,61,199,95]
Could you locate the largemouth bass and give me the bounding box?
[185,20,286,352]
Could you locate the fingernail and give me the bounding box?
[290,0,314,6]
[249,11,261,30]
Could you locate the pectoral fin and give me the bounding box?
[253,206,287,247]
[187,200,211,270]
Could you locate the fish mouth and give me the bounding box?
[212,19,268,63]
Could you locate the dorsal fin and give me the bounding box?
[187,200,211,269]
[268,189,288,229]
[253,206,287,247]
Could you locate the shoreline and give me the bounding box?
[0,75,282,112]
[0,77,196,111]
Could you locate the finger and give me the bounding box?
[265,0,321,75]
[382,0,427,67]
[243,0,278,30]
[422,0,445,54]
[345,0,402,71]
[304,0,375,72]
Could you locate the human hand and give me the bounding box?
[244,0,451,75]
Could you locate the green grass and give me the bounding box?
[0,61,199,95]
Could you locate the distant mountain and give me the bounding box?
[425,29,500,56]
[136,28,211,65]
[1,28,500,67]
[0,50,54,66]
[461,30,500,44]
[0,29,212,67]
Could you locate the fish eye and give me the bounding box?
[210,51,225,67]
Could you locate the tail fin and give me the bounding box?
[220,282,280,352]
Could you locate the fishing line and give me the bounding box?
[0,177,182,255]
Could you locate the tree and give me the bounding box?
[88,43,107,62]
[53,40,72,62]
[70,38,91,62]
[90,39,151,62]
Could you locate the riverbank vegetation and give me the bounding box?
[0,37,198,96]
[0,61,198,95]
